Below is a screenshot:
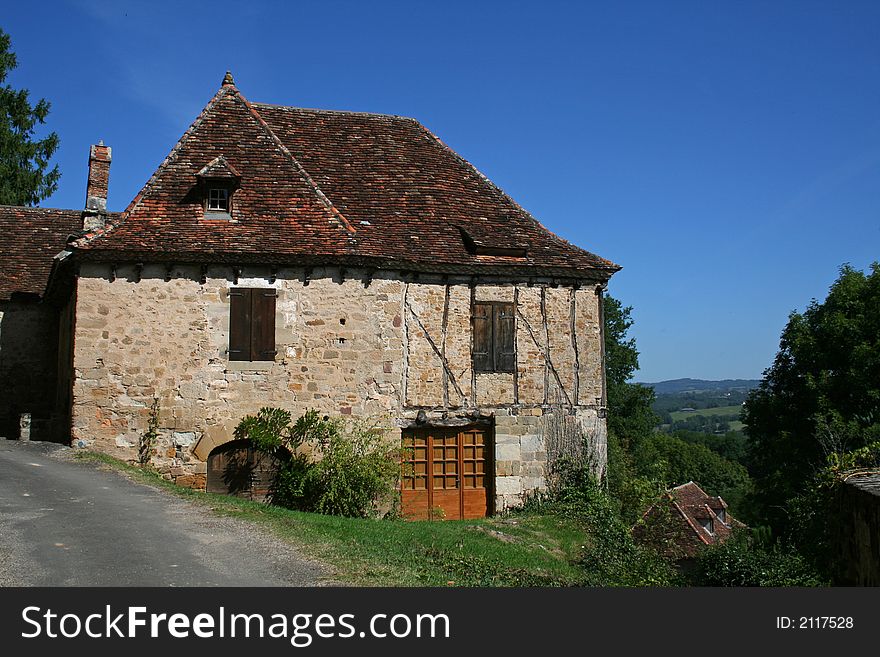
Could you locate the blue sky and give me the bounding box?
[3,1,878,382]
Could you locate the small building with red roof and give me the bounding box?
[634,481,745,560]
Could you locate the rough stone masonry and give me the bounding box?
[70,263,608,512]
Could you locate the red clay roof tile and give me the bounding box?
[76,83,620,279]
[0,206,84,300]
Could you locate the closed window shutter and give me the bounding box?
[494,303,516,372]
[472,302,492,371]
[252,289,277,360]
[228,288,252,361]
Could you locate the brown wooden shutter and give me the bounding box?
[472,302,492,372]
[494,303,516,372]
[228,288,252,361]
[252,289,277,361]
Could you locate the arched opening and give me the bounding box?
[206,439,289,500]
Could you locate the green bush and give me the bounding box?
[234,408,401,518]
[304,418,401,517]
[693,529,825,587]
[526,459,680,586]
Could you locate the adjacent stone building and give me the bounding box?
[2,73,619,517]
[0,207,85,441]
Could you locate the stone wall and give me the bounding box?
[0,300,62,441]
[70,263,607,510]
[835,474,880,585]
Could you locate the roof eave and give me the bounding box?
[70,247,617,283]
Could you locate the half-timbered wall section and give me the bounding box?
[71,264,607,511]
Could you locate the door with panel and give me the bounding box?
[401,426,491,520]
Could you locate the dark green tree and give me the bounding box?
[744,263,880,535]
[0,28,59,206]
[603,295,659,449]
[602,295,661,521]
[632,433,752,516]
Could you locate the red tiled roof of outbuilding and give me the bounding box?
[0,206,85,300]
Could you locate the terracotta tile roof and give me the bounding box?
[0,206,85,300]
[634,481,744,560]
[670,482,739,552]
[76,81,620,280]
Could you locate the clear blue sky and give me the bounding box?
[4,1,878,382]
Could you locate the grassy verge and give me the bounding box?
[75,451,589,586]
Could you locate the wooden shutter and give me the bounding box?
[252,289,277,361]
[228,288,252,361]
[494,303,516,372]
[472,302,492,372]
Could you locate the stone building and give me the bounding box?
[2,73,619,518]
[0,207,84,441]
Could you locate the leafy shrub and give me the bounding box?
[782,439,880,580]
[304,418,401,517]
[526,459,680,586]
[694,529,825,586]
[234,408,401,518]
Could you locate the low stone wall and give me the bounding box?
[836,474,880,585]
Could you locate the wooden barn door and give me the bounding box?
[206,440,287,501]
[401,427,491,520]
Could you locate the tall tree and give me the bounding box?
[604,295,658,450]
[603,295,660,521]
[744,263,880,533]
[0,28,59,206]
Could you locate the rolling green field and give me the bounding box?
[669,404,744,423]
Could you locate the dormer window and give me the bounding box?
[196,155,241,220]
[458,226,527,258]
[699,518,715,535]
[208,187,229,212]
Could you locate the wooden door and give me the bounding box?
[401,427,490,520]
[206,439,287,500]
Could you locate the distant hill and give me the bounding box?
[639,378,761,395]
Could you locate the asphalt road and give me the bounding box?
[0,440,329,586]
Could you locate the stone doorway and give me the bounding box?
[206,439,289,501]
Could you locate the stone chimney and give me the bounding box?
[83,141,111,231]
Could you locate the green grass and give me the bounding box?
[75,451,590,587]
[669,404,744,422]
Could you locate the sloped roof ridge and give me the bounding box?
[411,120,620,272]
[0,204,81,214]
[672,480,707,495]
[240,95,356,235]
[73,85,358,248]
[250,101,411,121]
[671,499,712,546]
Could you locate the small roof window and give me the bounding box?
[699,517,715,535]
[197,156,240,219]
[457,226,527,258]
[208,187,229,212]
